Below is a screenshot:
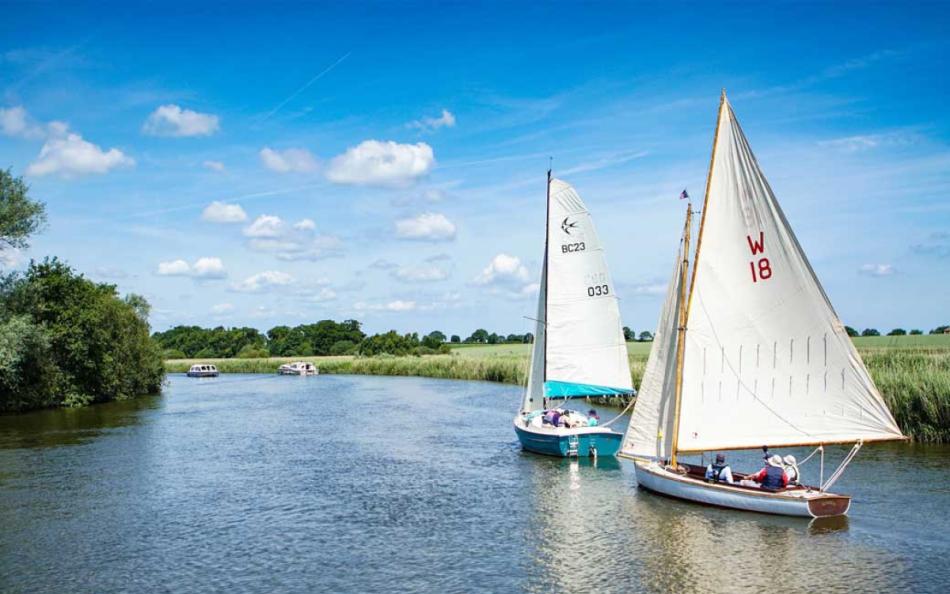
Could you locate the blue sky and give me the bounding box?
[1,1,948,336]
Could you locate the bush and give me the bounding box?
[236,345,269,358]
[862,328,881,337]
[163,348,187,359]
[888,328,907,336]
[329,340,357,356]
[0,259,164,412]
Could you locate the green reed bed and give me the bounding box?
[164,346,948,442]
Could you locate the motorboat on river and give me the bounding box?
[619,91,905,517]
[278,361,319,376]
[514,172,635,457]
[186,363,219,377]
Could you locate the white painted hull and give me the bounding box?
[632,461,851,518]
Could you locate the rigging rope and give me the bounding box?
[821,441,863,491]
[599,395,637,428]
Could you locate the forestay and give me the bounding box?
[521,178,632,413]
[621,242,684,460]
[676,97,903,452]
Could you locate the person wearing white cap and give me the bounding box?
[783,455,800,485]
[746,454,789,490]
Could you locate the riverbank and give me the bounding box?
[165,342,949,443]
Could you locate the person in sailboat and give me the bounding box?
[587,409,599,427]
[745,455,789,490]
[783,455,800,485]
[704,453,734,484]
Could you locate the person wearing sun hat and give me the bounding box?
[747,454,789,490]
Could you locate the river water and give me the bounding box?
[1,374,948,594]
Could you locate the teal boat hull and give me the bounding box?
[514,423,623,457]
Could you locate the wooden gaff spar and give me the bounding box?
[619,91,906,517]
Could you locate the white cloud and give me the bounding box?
[231,270,295,292]
[260,147,319,173]
[394,263,450,282]
[142,104,220,137]
[310,288,337,302]
[354,299,417,312]
[473,253,531,285]
[244,215,285,238]
[0,247,23,268]
[157,259,191,276]
[203,160,225,171]
[201,201,247,223]
[26,131,134,177]
[293,218,316,231]
[395,212,456,241]
[211,303,235,314]
[157,257,226,279]
[0,105,44,139]
[326,140,434,187]
[192,257,226,279]
[408,109,456,132]
[244,214,341,261]
[859,263,895,277]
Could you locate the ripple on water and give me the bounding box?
[0,374,947,594]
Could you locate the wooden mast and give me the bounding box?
[668,204,691,468]
[669,89,726,468]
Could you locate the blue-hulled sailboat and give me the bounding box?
[513,172,635,457]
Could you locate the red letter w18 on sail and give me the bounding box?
[747,232,771,282]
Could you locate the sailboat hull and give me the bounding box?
[514,418,622,457]
[632,461,851,518]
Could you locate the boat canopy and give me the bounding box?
[522,178,633,413]
[544,379,633,399]
[622,93,904,460]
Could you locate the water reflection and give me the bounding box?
[0,393,161,450]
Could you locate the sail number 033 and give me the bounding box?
[747,231,772,283]
[587,284,609,297]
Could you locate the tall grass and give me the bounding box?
[165,345,949,442]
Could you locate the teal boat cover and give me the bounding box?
[544,380,634,398]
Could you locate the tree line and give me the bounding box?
[844,326,949,337]
[1,170,164,413]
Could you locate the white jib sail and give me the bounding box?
[677,97,904,452]
[522,259,547,413]
[621,240,684,460]
[542,178,632,397]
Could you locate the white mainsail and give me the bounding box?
[521,178,632,413]
[620,239,684,460]
[674,96,904,453]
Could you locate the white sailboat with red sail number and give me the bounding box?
[619,91,906,517]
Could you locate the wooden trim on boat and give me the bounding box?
[675,434,908,454]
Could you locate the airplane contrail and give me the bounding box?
[260,51,352,121]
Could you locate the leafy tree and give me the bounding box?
[844,326,859,337]
[487,332,501,344]
[910,329,923,335]
[467,329,489,343]
[0,259,163,412]
[623,326,635,341]
[887,328,907,336]
[329,340,356,355]
[0,169,46,252]
[236,344,269,358]
[358,330,419,356]
[861,328,880,337]
[422,330,446,349]
[638,331,654,342]
[524,332,534,344]
[450,335,461,343]
[930,325,949,335]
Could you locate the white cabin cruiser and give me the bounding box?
[186,364,218,378]
[278,361,319,376]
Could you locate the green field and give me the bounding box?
[165,335,950,442]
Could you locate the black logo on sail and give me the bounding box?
[561,217,578,235]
